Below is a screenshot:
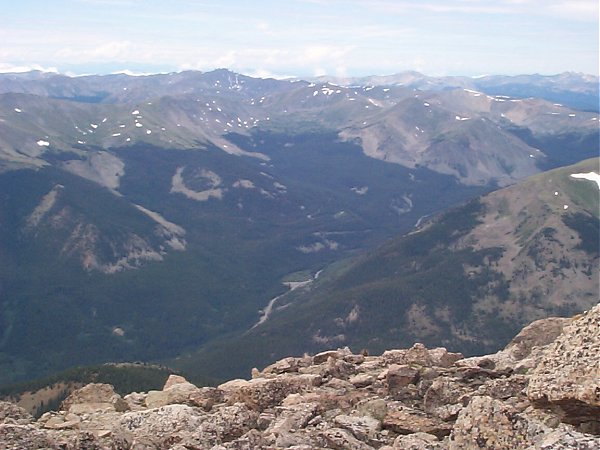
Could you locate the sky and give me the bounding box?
[1,0,598,78]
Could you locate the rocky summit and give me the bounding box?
[1,304,598,450]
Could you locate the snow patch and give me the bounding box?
[14,108,21,113]
[37,140,50,147]
[570,172,600,190]
[351,186,369,195]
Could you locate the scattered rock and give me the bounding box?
[1,305,599,449]
[0,402,33,425]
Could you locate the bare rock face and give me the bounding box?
[1,305,599,449]
[527,303,600,433]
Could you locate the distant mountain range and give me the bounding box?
[0,69,597,385]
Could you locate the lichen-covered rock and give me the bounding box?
[320,427,376,450]
[181,403,259,448]
[228,374,321,411]
[333,413,381,442]
[386,364,420,395]
[527,304,600,433]
[383,406,452,439]
[0,424,59,449]
[119,404,204,448]
[391,432,442,449]
[449,395,548,449]
[0,401,33,425]
[528,428,600,449]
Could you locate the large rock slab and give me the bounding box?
[527,304,600,433]
[61,383,129,414]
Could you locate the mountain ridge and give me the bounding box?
[174,158,599,381]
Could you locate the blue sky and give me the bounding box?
[1,0,598,77]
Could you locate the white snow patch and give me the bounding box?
[455,115,470,121]
[102,117,107,123]
[14,108,21,113]
[90,123,98,129]
[37,140,50,147]
[351,186,369,195]
[568,114,576,117]
[135,123,143,128]
[146,129,152,134]
[131,110,140,115]
[554,192,558,196]
[423,102,430,107]
[112,133,121,137]
[570,172,600,189]
[563,205,569,210]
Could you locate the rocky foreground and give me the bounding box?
[2,304,599,449]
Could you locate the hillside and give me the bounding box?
[1,304,598,448]
[177,159,599,380]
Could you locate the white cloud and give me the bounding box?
[0,63,59,74]
[56,41,134,61]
